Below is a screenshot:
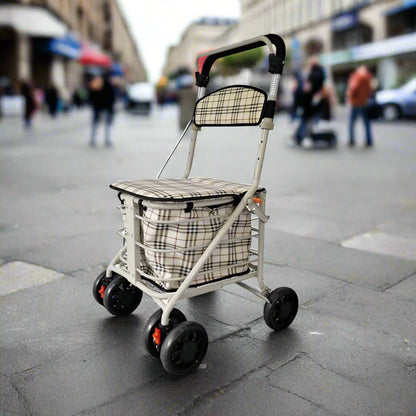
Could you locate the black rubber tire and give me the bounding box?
[263,287,298,331]
[103,276,143,316]
[160,321,208,376]
[143,308,187,358]
[92,270,116,306]
[382,103,401,121]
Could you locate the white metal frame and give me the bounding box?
[106,36,282,327]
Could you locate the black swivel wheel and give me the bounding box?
[160,321,208,376]
[103,276,143,316]
[263,287,298,331]
[92,270,116,306]
[143,308,187,358]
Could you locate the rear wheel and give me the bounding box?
[103,276,143,316]
[264,287,298,331]
[382,104,401,121]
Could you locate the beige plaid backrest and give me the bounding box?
[193,85,267,127]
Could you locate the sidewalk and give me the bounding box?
[1,107,415,416]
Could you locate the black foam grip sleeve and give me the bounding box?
[200,34,286,77]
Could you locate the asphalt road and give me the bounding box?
[1,105,416,416]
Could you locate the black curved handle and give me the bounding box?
[196,34,286,86]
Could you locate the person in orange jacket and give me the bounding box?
[346,65,375,147]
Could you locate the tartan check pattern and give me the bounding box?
[111,177,261,201]
[193,85,267,126]
[140,201,252,290]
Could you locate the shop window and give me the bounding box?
[332,23,372,50]
[103,0,112,23]
[387,7,416,37]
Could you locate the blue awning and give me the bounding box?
[385,0,416,15]
[110,63,124,77]
[39,34,81,59]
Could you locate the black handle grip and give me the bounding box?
[197,34,286,84]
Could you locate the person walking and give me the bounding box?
[88,74,116,147]
[295,57,326,145]
[290,70,303,121]
[20,80,37,131]
[346,65,374,147]
[45,85,59,118]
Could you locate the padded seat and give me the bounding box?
[110,177,264,202]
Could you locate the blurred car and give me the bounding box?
[376,78,416,121]
[125,82,155,114]
[0,95,24,116]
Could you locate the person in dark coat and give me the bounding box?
[295,58,326,144]
[20,80,37,130]
[45,85,59,118]
[88,74,116,147]
[290,70,303,121]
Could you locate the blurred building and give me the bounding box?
[0,0,146,96]
[163,17,237,77]
[235,0,416,98]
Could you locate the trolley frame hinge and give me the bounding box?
[246,199,269,223]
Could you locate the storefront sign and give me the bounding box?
[351,32,416,61]
[331,11,358,32]
[320,32,416,66]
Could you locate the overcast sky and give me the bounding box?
[117,0,241,83]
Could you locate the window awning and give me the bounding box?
[385,0,416,15]
[79,43,112,67]
[0,4,66,37]
[38,34,81,59]
[110,63,124,76]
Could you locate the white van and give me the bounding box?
[125,82,155,115]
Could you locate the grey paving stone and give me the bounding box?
[6,230,121,274]
[268,354,397,416]
[184,289,263,326]
[268,210,365,243]
[306,284,416,340]
[0,261,64,296]
[264,229,328,266]
[376,210,416,240]
[223,263,347,306]
[14,334,277,416]
[341,231,416,260]
[293,242,416,290]
[385,273,416,303]
[0,376,29,416]
[249,309,416,416]
[0,269,237,374]
[173,368,320,416]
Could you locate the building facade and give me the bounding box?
[163,17,237,78]
[235,0,416,97]
[0,0,146,97]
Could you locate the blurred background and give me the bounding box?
[0,0,415,121]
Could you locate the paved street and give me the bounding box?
[1,105,416,416]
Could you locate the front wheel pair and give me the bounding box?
[143,308,208,376]
[93,271,142,316]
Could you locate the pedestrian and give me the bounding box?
[346,65,374,147]
[88,74,116,147]
[45,84,59,118]
[20,80,37,131]
[290,70,303,121]
[295,57,326,144]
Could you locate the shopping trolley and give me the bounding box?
[92,34,299,376]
